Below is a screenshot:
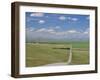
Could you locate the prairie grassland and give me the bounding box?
[26,42,89,67]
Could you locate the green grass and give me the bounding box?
[26,42,89,67]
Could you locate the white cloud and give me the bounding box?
[38,20,45,24]
[52,30,79,35]
[47,29,55,32]
[26,27,89,42]
[67,17,78,22]
[71,18,78,21]
[35,28,55,33]
[35,28,80,36]
[67,30,78,33]
[84,31,88,34]
[35,28,66,35]
[26,27,88,38]
[30,13,44,17]
[59,16,66,20]
[35,28,46,32]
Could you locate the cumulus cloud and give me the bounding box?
[67,17,78,22]
[58,16,78,22]
[67,30,78,33]
[55,30,79,35]
[59,16,66,20]
[35,28,46,32]
[38,20,45,24]
[71,18,78,21]
[30,12,44,17]
[26,27,86,36]
[26,27,89,42]
[34,28,79,36]
[35,28,55,33]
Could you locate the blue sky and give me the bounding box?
[25,12,90,42]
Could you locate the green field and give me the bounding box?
[26,42,89,67]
